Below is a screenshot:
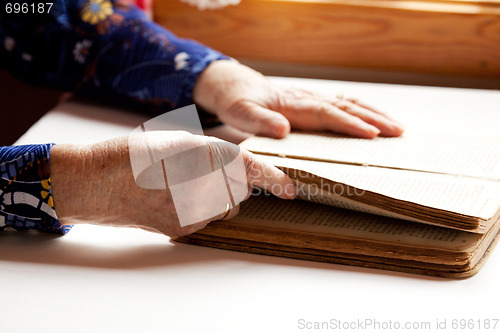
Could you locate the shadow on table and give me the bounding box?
[0,229,447,282]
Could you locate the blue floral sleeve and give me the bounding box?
[0,1,231,234]
[0,0,229,126]
[0,144,71,234]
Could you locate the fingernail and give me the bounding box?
[269,120,290,138]
[393,121,405,133]
[385,121,404,136]
[363,123,381,138]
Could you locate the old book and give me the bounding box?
[239,131,500,233]
[176,130,500,278]
[176,194,500,278]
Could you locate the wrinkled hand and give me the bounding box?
[50,132,296,238]
[193,60,404,139]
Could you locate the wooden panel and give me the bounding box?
[154,0,500,78]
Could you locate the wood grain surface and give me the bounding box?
[154,0,500,78]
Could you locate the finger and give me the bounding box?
[289,88,404,133]
[208,203,240,222]
[310,93,404,135]
[172,201,241,237]
[245,184,253,201]
[241,149,297,199]
[175,202,241,237]
[345,98,393,118]
[222,204,240,220]
[282,99,381,139]
[220,100,291,138]
[335,100,404,137]
[345,98,404,130]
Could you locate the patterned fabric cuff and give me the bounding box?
[0,144,72,234]
[177,49,230,109]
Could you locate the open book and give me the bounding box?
[240,131,500,233]
[175,130,500,278]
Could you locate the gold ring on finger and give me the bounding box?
[221,203,232,219]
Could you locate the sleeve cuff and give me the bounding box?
[0,144,72,235]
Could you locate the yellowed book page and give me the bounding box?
[233,195,482,252]
[240,131,500,180]
[258,154,500,222]
[295,180,432,225]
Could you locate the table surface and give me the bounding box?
[3,77,500,333]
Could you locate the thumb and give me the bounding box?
[220,100,291,138]
[240,149,298,200]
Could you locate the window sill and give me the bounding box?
[154,0,500,79]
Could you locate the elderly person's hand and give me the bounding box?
[193,60,404,139]
[49,132,296,238]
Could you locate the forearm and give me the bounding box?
[49,144,87,224]
[49,138,131,226]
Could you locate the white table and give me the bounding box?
[2,77,500,333]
